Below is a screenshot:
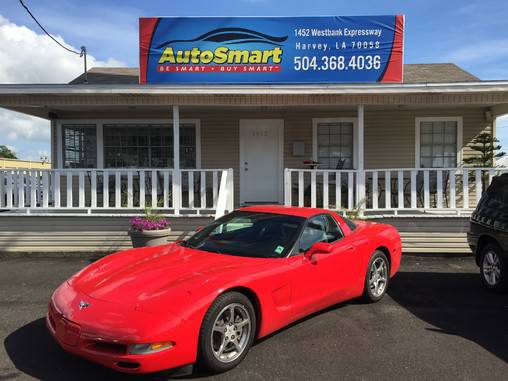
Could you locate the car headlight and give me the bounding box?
[128,341,175,355]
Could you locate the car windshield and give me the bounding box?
[182,211,306,258]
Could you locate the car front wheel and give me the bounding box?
[480,243,507,292]
[198,292,256,373]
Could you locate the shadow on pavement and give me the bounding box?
[5,270,508,379]
[3,318,193,381]
[388,270,508,363]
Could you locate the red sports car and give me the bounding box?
[47,206,402,374]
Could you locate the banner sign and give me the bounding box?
[139,16,404,84]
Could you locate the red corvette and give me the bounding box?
[47,206,402,374]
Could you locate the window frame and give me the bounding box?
[56,119,201,169]
[291,213,345,256]
[415,116,463,168]
[312,117,358,170]
[61,123,98,169]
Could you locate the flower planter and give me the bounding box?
[128,228,172,248]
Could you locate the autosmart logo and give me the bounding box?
[155,27,288,73]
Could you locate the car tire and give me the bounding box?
[480,243,507,292]
[198,292,256,373]
[362,250,390,303]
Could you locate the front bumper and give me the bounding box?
[46,284,196,374]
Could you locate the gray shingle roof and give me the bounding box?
[403,63,479,83]
[68,63,479,85]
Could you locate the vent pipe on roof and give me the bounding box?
[80,46,88,84]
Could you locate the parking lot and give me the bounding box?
[0,255,507,380]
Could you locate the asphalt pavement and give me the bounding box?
[0,255,507,380]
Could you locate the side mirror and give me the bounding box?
[304,242,333,260]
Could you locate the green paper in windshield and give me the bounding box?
[275,245,284,254]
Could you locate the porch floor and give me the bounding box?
[0,214,471,255]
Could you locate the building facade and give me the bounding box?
[0,63,507,254]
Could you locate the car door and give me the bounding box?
[288,214,359,320]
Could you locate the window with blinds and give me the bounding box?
[103,123,197,168]
[419,120,457,168]
[316,121,354,169]
[62,124,97,168]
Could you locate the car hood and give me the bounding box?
[71,243,269,312]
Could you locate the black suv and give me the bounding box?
[468,173,508,291]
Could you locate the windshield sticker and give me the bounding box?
[275,245,285,254]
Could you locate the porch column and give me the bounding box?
[96,123,104,169]
[56,122,63,169]
[357,105,366,209]
[172,105,181,214]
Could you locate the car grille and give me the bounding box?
[87,340,127,355]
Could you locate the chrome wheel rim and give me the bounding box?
[369,257,388,297]
[483,251,501,286]
[211,303,251,363]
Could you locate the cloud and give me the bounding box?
[439,39,508,80]
[497,115,508,145]
[495,115,508,167]
[16,0,141,67]
[0,109,50,160]
[0,110,49,142]
[444,40,508,65]
[0,15,125,160]
[0,14,124,83]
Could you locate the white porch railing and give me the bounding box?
[284,168,508,214]
[0,168,234,218]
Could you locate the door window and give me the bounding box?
[298,214,343,252]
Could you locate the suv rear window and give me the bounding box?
[474,174,508,226]
[488,175,508,204]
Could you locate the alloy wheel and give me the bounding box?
[369,257,388,297]
[483,251,501,286]
[211,303,251,363]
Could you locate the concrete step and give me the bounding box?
[400,232,469,254]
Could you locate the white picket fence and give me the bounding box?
[0,168,234,218]
[284,167,508,213]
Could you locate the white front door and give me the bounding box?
[239,119,284,204]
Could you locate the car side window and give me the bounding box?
[323,214,344,242]
[298,214,344,253]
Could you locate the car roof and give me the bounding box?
[238,205,337,218]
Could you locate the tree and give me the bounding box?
[0,145,17,159]
[463,132,505,167]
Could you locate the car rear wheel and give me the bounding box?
[198,292,256,373]
[480,243,507,292]
[362,250,390,303]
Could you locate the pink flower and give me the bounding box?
[130,216,170,231]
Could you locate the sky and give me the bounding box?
[0,0,507,161]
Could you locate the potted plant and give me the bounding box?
[128,208,171,248]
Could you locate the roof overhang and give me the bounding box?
[2,81,508,120]
[1,81,508,95]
